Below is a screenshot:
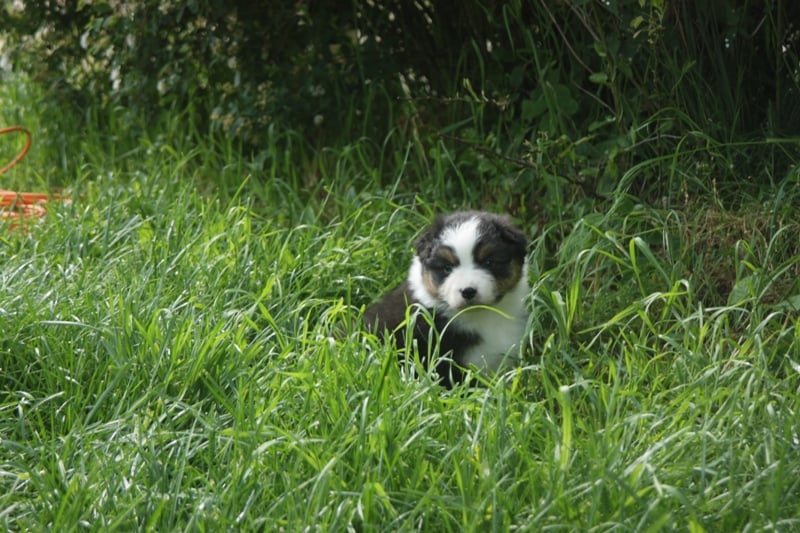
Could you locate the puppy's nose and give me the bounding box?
[461,287,477,300]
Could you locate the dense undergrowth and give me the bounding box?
[2,71,800,530]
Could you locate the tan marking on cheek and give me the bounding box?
[422,270,440,298]
[495,259,524,296]
[475,242,493,263]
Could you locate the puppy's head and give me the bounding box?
[414,211,527,312]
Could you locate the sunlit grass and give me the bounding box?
[2,74,800,531]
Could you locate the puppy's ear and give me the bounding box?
[496,218,528,259]
[499,221,527,247]
[414,215,444,258]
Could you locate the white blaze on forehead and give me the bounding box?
[439,216,481,264]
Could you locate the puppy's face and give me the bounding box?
[414,212,527,312]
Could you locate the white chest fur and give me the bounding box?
[451,277,529,373]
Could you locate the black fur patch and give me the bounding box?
[363,282,480,388]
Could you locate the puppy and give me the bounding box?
[364,211,529,387]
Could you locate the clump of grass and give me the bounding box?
[2,74,800,531]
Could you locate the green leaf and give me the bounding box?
[589,72,609,84]
[521,92,547,121]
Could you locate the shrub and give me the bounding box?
[2,0,798,201]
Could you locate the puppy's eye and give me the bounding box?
[432,263,453,274]
[481,255,509,269]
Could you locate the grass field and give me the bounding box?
[2,75,800,531]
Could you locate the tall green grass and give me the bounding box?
[2,74,799,531]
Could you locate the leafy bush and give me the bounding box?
[2,0,799,202]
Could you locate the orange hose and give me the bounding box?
[0,125,32,174]
[1,125,68,228]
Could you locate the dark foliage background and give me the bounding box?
[2,0,799,204]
